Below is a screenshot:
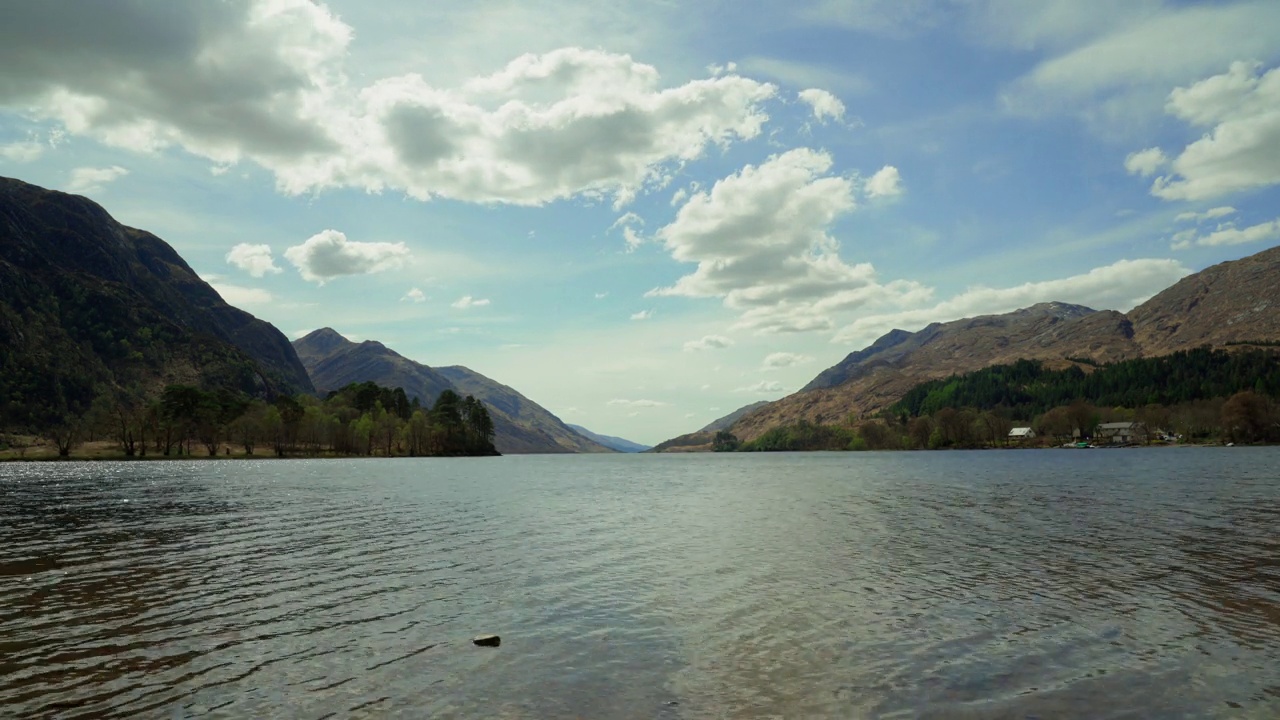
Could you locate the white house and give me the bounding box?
[1008,427,1036,441]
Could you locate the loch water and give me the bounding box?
[2,448,1279,719]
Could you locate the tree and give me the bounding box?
[1221,391,1269,443]
[712,430,740,452]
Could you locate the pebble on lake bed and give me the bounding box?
[472,634,501,647]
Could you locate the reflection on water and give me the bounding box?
[2,449,1279,718]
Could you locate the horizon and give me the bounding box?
[2,2,1279,445]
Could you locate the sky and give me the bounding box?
[2,1,1279,445]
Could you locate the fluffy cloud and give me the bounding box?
[1174,206,1236,223]
[1123,148,1166,177]
[225,243,282,278]
[736,380,784,394]
[833,258,1191,346]
[283,230,410,284]
[1144,62,1280,201]
[610,212,646,252]
[648,148,924,334]
[65,165,127,193]
[402,287,426,303]
[0,140,43,162]
[0,3,777,208]
[607,398,665,407]
[630,309,654,321]
[762,352,814,369]
[1171,218,1280,250]
[452,295,490,309]
[798,88,845,122]
[864,165,903,198]
[683,335,734,352]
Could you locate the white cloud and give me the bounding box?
[452,295,491,309]
[648,148,924,334]
[864,165,903,198]
[736,380,784,394]
[1124,147,1167,177]
[739,56,872,95]
[683,335,734,352]
[1174,206,1236,223]
[594,292,609,299]
[1171,218,1280,250]
[762,352,815,370]
[630,309,654,320]
[1002,2,1280,118]
[798,88,845,122]
[833,258,1191,346]
[283,229,410,284]
[610,212,646,251]
[0,4,778,208]
[0,140,43,162]
[607,398,665,407]
[65,165,128,194]
[208,281,273,307]
[225,243,282,278]
[402,287,427,303]
[1145,62,1280,201]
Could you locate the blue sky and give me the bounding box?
[2,1,1279,444]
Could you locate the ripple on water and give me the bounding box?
[2,450,1279,718]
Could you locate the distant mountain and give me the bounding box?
[566,424,651,453]
[649,401,773,453]
[293,328,611,454]
[724,246,1280,444]
[0,177,312,429]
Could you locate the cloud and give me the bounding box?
[648,148,925,334]
[610,212,646,251]
[1124,148,1167,177]
[207,280,273,307]
[0,140,43,162]
[1001,2,1280,119]
[607,398,665,407]
[864,165,903,198]
[1170,218,1280,250]
[798,88,845,122]
[1143,62,1280,201]
[762,352,814,370]
[594,291,609,299]
[683,335,734,352]
[630,309,654,320]
[0,4,777,208]
[739,57,872,95]
[833,258,1191,346]
[736,380,784,394]
[452,295,491,309]
[402,287,427,303]
[65,165,128,193]
[1174,206,1236,223]
[283,229,410,284]
[225,243,282,278]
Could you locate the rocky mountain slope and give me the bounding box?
[717,245,1280,444]
[649,401,773,452]
[0,177,312,429]
[294,329,611,454]
[566,424,651,453]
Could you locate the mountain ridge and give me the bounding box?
[294,328,611,454]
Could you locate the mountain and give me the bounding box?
[0,177,312,429]
[649,401,773,453]
[566,424,651,453]
[293,328,611,454]
[690,245,1280,445]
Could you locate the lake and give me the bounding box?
[2,448,1279,718]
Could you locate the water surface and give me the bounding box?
[3,448,1279,718]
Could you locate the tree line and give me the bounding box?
[713,347,1280,452]
[9,380,498,458]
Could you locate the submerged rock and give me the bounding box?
[472,634,501,647]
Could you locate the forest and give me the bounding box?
[2,381,498,459]
[719,347,1280,452]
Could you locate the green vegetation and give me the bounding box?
[731,348,1280,452]
[3,380,498,460]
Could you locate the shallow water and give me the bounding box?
[2,448,1279,718]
